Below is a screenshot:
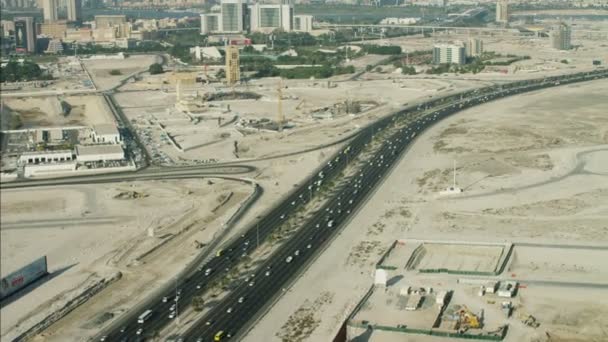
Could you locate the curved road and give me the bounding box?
[94,70,607,342]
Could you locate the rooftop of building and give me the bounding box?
[76,144,124,156]
[93,124,120,136]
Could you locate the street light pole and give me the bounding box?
[175,277,180,325]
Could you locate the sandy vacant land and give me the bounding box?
[3,95,114,128]
[0,179,251,341]
[116,76,485,165]
[242,79,608,342]
[409,244,504,273]
[358,18,608,79]
[508,246,608,284]
[82,55,159,91]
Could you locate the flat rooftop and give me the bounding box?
[75,144,124,156]
[93,124,119,136]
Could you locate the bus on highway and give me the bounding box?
[214,331,224,341]
[137,309,153,324]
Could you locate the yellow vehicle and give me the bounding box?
[214,331,224,341]
[216,249,223,257]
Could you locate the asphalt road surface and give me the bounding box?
[96,70,607,342]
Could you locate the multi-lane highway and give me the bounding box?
[96,69,607,341]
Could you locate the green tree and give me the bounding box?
[148,63,164,75]
[365,64,373,72]
[192,295,205,312]
[401,65,417,75]
[109,69,122,75]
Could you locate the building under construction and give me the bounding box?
[225,45,240,86]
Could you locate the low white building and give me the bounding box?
[497,281,518,298]
[379,17,420,25]
[190,46,222,61]
[92,124,122,144]
[19,150,74,164]
[76,144,125,162]
[24,162,77,178]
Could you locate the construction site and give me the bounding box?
[1,8,607,341]
[345,238,608,341]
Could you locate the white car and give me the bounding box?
[162,296,169,303]
[136,328,143,335]
[169,312,175,319]
[307,244,312,249]
[327,220,334,228]
[205,268,212,276]
[286,256,293,263]
[294,250,300,257]
[238,296,245,303]
[265,270,271,276]
[227,307,233,313]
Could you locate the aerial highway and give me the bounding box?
[94,69,607,341]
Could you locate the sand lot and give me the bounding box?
[242,79,608,342]
[508,246,608,284]
[3,95,114,128]
[115,76,485,165]
[409,244,504,273]
[0,179,251,341]
[82,55,159,91]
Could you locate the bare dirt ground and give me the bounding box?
[357,18,608,80]
[508,246,608,284]
[115,76,485,165]
[242,79,608,342]
[82,55,158,91]
[0,179,251,341]
[2,95,114,128]
[409,244,504,273]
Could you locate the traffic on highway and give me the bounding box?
[97,69,607,342]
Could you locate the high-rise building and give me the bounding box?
[250,1,293,33]
[201,13,222,34]
[293,14,313,32]
[225,45,240,85]
[432,42,465,65]
[551,22,571,50]
[465,38,483,57]
[496,0,508,24]
[67,0,82,22]
[221,0,249,33]
[42,0,58,22]
[14,16,36,52]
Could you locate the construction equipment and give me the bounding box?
[517,307,540,328]
[522,315,540,328]
[456,305,481,332]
